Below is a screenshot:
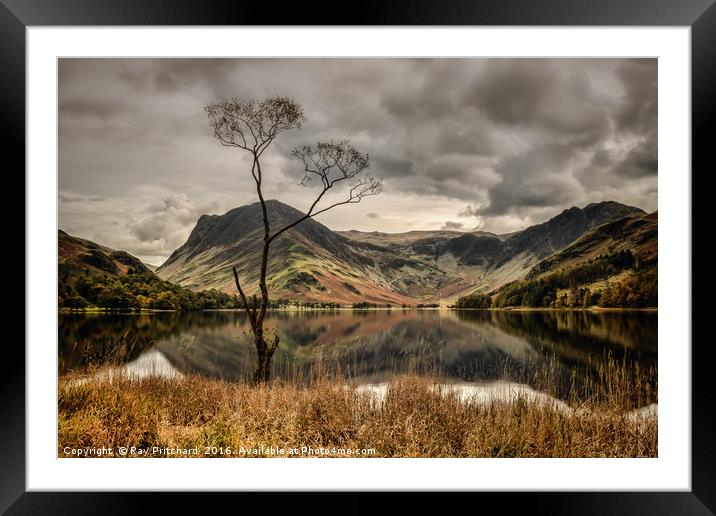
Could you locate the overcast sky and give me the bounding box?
[59,58,657,264]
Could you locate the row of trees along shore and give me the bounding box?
[59,269,446,312]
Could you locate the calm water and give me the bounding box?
[59,309,657,401]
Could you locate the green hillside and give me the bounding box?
[58,230,239,311]
[456,211,658,309]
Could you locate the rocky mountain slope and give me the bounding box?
[484,210,658,308]
[156,200,444,305]
[527,210,657,278]
[339,201,644,300]
[156,200,649,304]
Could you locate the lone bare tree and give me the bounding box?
[205,96,383,383]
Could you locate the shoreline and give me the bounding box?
[59,306,658,314]
[447,306,658,312]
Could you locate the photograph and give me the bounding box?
[57,57,658,459]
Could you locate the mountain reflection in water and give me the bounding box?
[59,309,656,403]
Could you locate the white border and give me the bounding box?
[27,27,691,491]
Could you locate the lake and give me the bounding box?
[59,309,657,403]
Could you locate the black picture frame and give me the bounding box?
[4,0,713,513]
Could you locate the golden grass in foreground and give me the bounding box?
[58,373,656,458]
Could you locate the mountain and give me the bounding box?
[59,229,151,275]
[340,201,644,299]
[157,199,649,304]
[528,210,657,278]
[157,200,444,305]
[487,210,658,308]
[494,201,644,267]
[337,229,504,247]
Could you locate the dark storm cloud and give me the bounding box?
[568,59,658,184]
[616,137,658,178]
[614,59,658,135]
[373,156,414,178]
[466,59,557,125]
[465,59,613,144]
[58,58,657,261]
[611,59,658,178]
[481,144,584,216]
[434,121,498,156]
[379,59,466,121]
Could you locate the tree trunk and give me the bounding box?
[252,332,279,384]
[254,339,268,383]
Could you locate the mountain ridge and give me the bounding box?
[59,229,152,276]
[156,199,649,304]
[157,200,443,305]
[58,229,240,310]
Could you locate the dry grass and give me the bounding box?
[58,363,657,458]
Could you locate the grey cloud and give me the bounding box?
[60,98,129,120]
[458,205,480,217]
[615,137,658,178]
[373,156,414,178]
[441,221,464,230]
[466,59,557,125]
[119,59,240,97]
[59,194,105,203]
[434,121,497,156]
[58,58,657,261]
[129,193,217,250]
[614,59,657,135]
[464,59,613,145]
[380,86,452,121]
[366,213,380,219]
[478,144,584,216]
[609,60,657,179]
[379,59,466,121]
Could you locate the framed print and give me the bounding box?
[4,0,714,513]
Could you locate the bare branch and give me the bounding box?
[268,332,280,354]
[268,140,382,244]
[205,96,305,156]
[233,266,257,328]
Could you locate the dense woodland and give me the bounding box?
[59,264,240,311]
[457,250,657,309]
[454,292,492,309]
